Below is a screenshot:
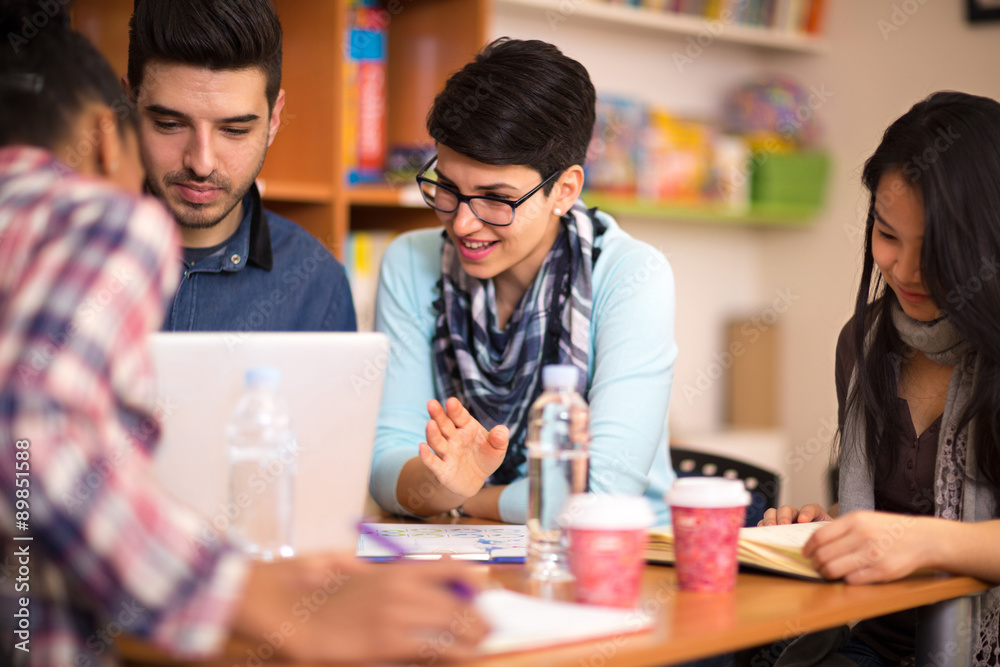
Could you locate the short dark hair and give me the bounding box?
[127,0,283,112]
[426,37,596,191]
[0,0,134,148]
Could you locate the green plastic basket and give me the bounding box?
[751,151,830,208]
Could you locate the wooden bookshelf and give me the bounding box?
[347,184,427,207]
[72,0,488,259]
[255,180,334,204]
[72,0,829,246]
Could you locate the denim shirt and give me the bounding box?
[162,184,357,332]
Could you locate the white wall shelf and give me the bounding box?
[495,0,828,54]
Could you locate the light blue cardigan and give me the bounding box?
[368,208,677,524]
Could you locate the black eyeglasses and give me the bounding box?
[415,155,560,227]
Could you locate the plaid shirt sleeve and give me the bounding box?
[0,149,248,663]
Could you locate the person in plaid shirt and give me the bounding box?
[0,4,486,665]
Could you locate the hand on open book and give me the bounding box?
[758,503,833,526]
[419,397,510,499]
[802,511,937,584]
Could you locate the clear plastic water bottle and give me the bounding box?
[226,366,297,560]
[527,364,590,580]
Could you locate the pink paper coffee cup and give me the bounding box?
[562,494,654,608]
[666,478,750,593]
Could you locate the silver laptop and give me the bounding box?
[148,331,389,554]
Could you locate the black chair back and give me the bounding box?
[669,447,781,527]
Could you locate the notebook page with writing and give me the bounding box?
[476,589,654,654]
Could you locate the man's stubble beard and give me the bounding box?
[148,144,268,230]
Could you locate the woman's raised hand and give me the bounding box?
[418,397,510,498]
[758,503,833,526]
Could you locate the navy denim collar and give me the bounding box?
[185,182,273,274]
[245,182,273,270]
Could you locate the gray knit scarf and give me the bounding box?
[839,300,998,666]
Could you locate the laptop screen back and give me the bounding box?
[148,331,389,553]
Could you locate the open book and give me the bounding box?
[646,522,829,580]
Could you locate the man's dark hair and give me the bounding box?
[0,0,134,148]
[127,0,283,112]
[426,37,596,191]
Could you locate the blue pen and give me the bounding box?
[356,522,476,600]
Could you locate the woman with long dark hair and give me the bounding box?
[762,91,1000,666]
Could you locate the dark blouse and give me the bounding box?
[834,318,940,661]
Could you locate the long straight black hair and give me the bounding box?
[846,91,1000,508]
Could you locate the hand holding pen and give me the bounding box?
[234,550,489,663]
[356,522,479,600]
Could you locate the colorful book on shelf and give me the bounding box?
[704,0,724,19]
[805,0,825,33]
[646,521,828,580]
[638,107,714,203]
[678,0,705,16]
[587,95,645,196]
[344,2,387,185]
[345,230,396,331]
[607,0,824,35]
[779,0,813,33]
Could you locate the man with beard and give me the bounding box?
[126,0,356,332]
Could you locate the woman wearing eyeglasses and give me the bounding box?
[367,38,677,524]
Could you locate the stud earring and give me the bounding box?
[554,208,562,215]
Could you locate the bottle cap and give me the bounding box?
[245,366,281,390]
[665,477,751,509]
[542,364,579,390]
[560,493,655,530]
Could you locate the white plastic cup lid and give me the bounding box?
[665,477,751,509]
[559,493,655,530]
[245,366,281,390]
[542,364,579,390]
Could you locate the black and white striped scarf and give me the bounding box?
[432,201,602,484]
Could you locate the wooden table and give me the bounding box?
[120,561,988,666]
